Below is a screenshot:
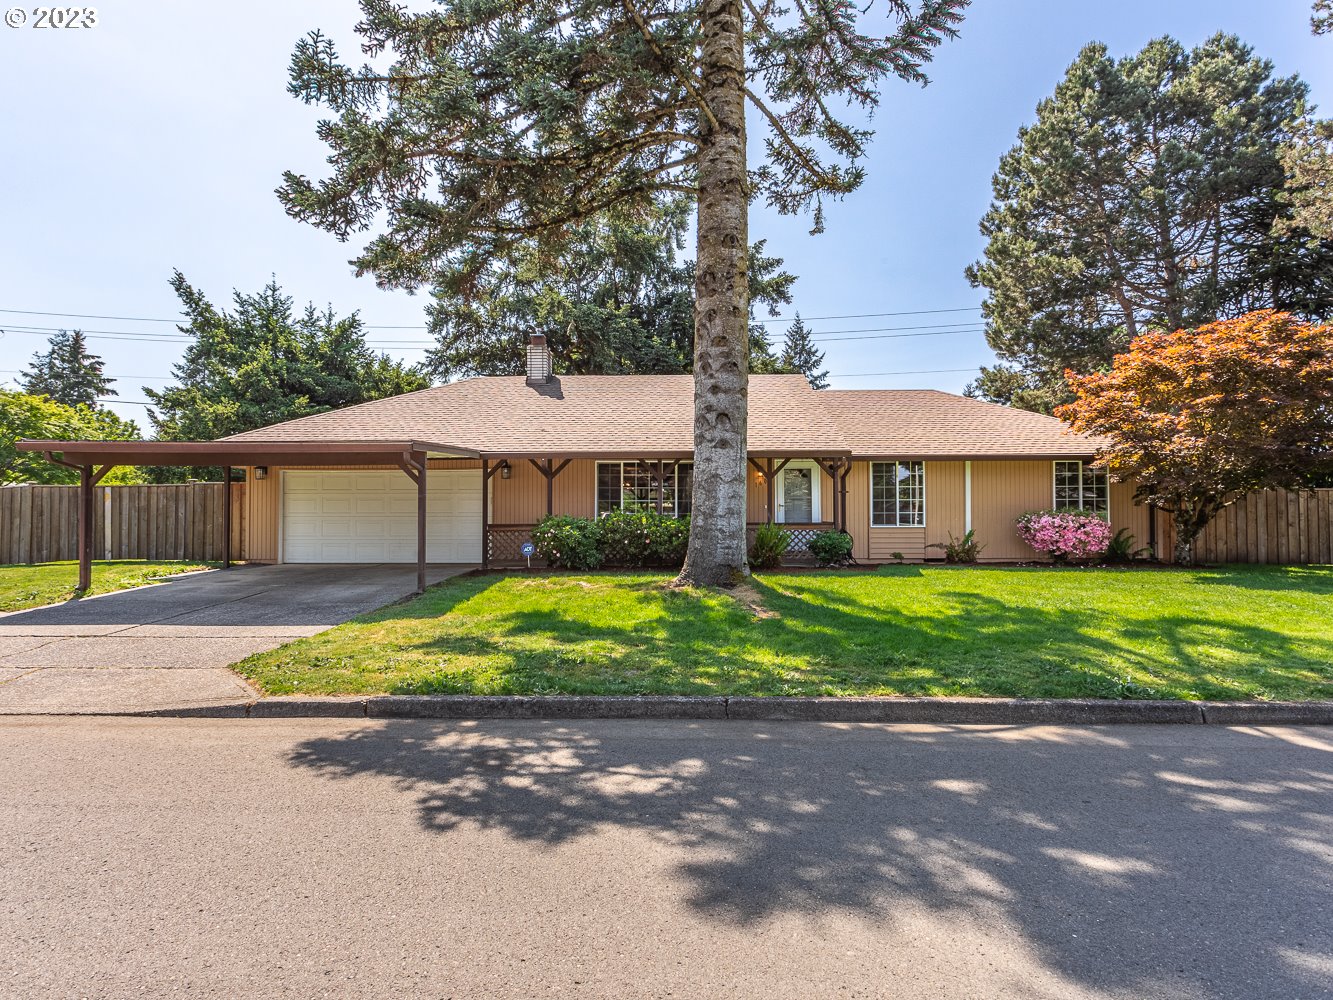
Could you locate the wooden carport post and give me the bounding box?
[222,467,233,569]
[72,462,114,592]
[398,451,429,594]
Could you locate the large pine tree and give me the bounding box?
[278,0,966,586]
[426,198,798,379]
[967,34,1333,413]
[21,330,115,408]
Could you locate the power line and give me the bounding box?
[809,328,985,344]
[807,320,984,337]
[830,367,979,377]
[0,306,427,330]
[1,322,984,350]
[2,304,985,329]
[0,368,173,381]
[753,307,982,324]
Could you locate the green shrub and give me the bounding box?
[926,528,984,564]
[749,523,791,569]
[532,515,603,570]
[1104,527,1151,563]
[597,509,691,567]
[809,530,854,567]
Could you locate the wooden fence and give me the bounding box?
[0,482,1328,567]
[0,482,246,565]
[1157,488,1333,565]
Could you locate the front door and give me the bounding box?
[780,467,814,523]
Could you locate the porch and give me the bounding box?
[482,454,854,567]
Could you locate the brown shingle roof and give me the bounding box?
[819,389,1105,458]
[223,374,845,457]
[221,376,1102,458]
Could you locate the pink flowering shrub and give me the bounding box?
[1015,509,1114,563]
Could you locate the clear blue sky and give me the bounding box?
[1,0,1328,427]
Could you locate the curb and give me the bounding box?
[111,695,1333,725]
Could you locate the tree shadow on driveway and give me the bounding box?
[286,720,1333,998]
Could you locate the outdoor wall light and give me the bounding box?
[254,467,268,480]
[500,462,512,480]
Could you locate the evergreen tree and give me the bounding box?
[777,314,829,389]
[967,35,1333,413]
[1314,0,1331,34]
[144,272,428,474]
[278,0,966,586]
[20,330,115,408]
[426,198,796,379]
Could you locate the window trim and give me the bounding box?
[1052,460,1110,520]
[869,460,927,528]
[595,460,693,518]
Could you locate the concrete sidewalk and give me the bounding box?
[0,564,472,714]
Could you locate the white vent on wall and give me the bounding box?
[526,333,552,385]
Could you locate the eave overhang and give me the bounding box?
[17,439,480,467]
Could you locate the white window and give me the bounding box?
[596,461,693,517]
[1054,460,1108,517]
[870,461,925,527]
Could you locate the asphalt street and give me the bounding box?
[2,718,1330,999]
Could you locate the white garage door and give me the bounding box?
[282,470,483,563]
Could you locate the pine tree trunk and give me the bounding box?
[676,0,749,588]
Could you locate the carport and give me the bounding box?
[17,439,480,595]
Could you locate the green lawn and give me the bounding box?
[0,560,215,612]
[233,565,1333,702]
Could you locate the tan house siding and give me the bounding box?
[489,458,597,523]
[969,460,1052,561]
[241,455,1157,566]
[867,528,927,561]
[1110,480,1152,549]
[746,464,766,523]
[924,461,966,552]
[845,461,870,561]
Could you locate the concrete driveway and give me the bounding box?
[0,564,472,714]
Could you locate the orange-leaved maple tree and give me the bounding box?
[1058,310,1333,565]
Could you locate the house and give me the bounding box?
[21,334,1154,591]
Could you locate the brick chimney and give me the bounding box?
[525,333,552,385]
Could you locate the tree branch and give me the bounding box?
[744,86,833,185]
[622,0,720,132]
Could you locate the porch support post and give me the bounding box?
[481,459,490,570]
[655,460,664,515]
[528,458,572,518]
[222,467,233,569]
[764,459,775,524]
[837,460,851,535]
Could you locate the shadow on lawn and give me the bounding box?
[286,720,1333,997]
[389,575,1333,700]
[1191,565,1333,594]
